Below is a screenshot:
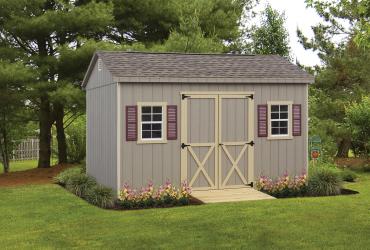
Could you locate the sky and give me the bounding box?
[254,0,323,66]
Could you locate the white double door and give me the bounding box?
[181,92,254,190]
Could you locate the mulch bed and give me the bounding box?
[0,164,74,187]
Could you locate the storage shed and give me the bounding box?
[82,51,314,194]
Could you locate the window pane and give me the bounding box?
[271,105,279,112]
[271,113,279,119]
[153,114,162,121]
[152,131,162,138]
[272,128,279,135]
[280,128,288,135]
[142,131,151,138]
[280,121,288,128]
[272,121,279,127]
[142,124,151,130]
[152,106,162,113]
[280,105,288,111]
[152,123,161,130]
[142,107,151,114]
[280,112,288,119]
[142,114,151,121]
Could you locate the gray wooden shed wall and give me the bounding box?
[120,82,308,188]
[86,61,118,191]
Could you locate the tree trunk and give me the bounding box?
[38,96,52,168]
[54,103,67,164]
[336,138,351,158]
[0,133,10,173]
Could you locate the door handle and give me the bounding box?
[246,141,255,146]
[181,143,190,149]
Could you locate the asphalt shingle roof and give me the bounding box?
[83,51,314,86]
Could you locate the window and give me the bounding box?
[268,101,292,139]
[138,102,167,143]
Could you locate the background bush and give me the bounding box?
[308,167,343,196]
[54,167,83,186]
[86,185,114,209]
[66,115,86,163]
[340,169,358,182]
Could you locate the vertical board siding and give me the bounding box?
[86,84,117,192]
[120,83,308,189]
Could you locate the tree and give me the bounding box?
[298,0,370,158]
[0,60,35,172]
[248,5,291,58]
[345,95,370,156]
[0,0,113,167]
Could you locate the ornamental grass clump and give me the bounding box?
[307,167,342,196]
[86,185,115,209]
[256,172,307,198]
[65,174,97,198]
[118,180,192,209]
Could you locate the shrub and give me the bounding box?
[363,164,370,172]
[54,167,83,186]
[256,172,308,198]
[65,173,96,198]
[307,167,342,196]
[340,169,358,182]
[86,185,115,208]
[66,116,86,163]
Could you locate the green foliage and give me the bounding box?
[65,115,86,163]
[340,169,358,182]
[308,167,343,196]
[86,185,115,209]
[65,173,97,198]
[248,5,291,58]
[54,167,84,186]
[363,164,370,172]
[345,95,370,156]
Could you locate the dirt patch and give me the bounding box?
[335,157,369,170]
[0,164,74,187]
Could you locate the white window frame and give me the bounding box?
[267,101,293,140]
[137,102,167,144]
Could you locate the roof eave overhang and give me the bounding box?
[81,53,99,88]
[113,76,314,84]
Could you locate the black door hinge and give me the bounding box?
[246,94,254,100]
[181,143,190,149]
[247,182,254,187]
[182,94,190,100]
[246,140,254,146]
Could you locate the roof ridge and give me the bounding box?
[96,50,271,57]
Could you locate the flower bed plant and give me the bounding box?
[117,180,192,209]
[256,172,308,198]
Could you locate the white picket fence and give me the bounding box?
[11,138,39,161]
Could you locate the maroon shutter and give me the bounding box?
[167,105,177,140]
[292,104,301,136]
[258,104,268,137]
[126,106,137,141]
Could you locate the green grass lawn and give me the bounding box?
[0,173,370,249]
[0,160,38,174]
[0,159,60,174]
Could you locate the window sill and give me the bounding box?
[267,135,293,140]
[137,139,168,144]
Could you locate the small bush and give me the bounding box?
[66,116,86,163]
[308,168,342,196]
[65,174,96,198]
[363,164,370,172]
[86,185,114,208]
[54,167,83,186]
[340,169,358,182]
